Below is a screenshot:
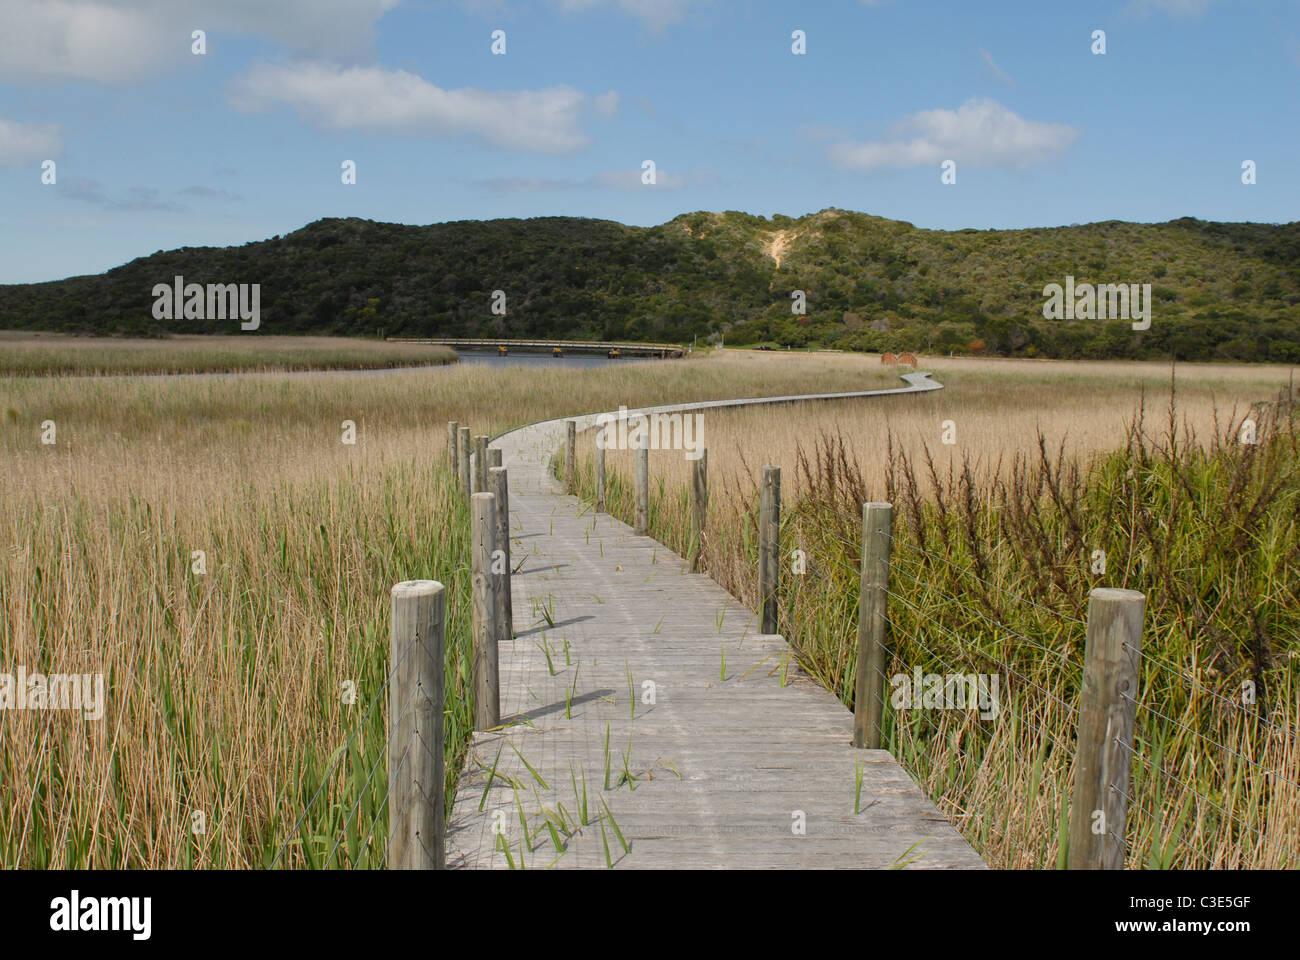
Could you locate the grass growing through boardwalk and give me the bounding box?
[571,362,1300,868]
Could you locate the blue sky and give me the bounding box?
[0,0,1297,283]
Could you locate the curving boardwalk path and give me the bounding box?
[446,372,987,869]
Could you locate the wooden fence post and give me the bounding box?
[758,466,780,634]
[488,447,502,470]
[1068,587,1146,870]
[488,466,513,646]
[595,426,606,513]
[690,448,708,573]
[388,579,445,870]
[634,435,649,535]
[565,420,577,494]
[853,502,892,749]
[447,421,459,474]
[471,492,500,729]
[458,427,471,497]
[474,435,488,493]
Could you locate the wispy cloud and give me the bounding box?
[116,186,186,212]
[231,61,611,154]
[829,97,1078,172]
[58,177,186,212]
[178,185,245,202]
[0,116,61,164]
[461,0,698,30]
[797,123,852,141]
[472,167,717,193]
[979,48,1015,87]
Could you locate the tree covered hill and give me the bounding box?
[2,209,1298,362]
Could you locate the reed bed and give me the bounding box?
[0,334,456,377]
[570,361,1300,868]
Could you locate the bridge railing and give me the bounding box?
[386,337,687,356]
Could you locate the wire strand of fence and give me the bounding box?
[889,532,1087,623]
[1105,791,1178,866]
[323,697,420,869]
[1121,639,1291,736]
[885,588,1081,720]
[824,529,1288,743]
[836,526,1293,738]
[883,614,1082,759]
[885,597,1092,861]
[826,528,1284,738]
[1120,691,1300,792]
[353,774,398,870]
[347,738,416,870]
[1116,789,1226,868]
[887,563,1080,663]
[1125,747,1292,864]
[368,741,422,870]
[822,528,1087,626]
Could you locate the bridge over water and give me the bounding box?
[387,337,687,358]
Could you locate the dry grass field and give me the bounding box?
[0,333,456,376]
[595,353,1297,503]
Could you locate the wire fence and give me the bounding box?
[797,505,1296,870]
[268,630,422,871]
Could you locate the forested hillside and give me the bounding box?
[3,209,1297,361]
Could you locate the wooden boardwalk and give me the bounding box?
[446,373,986,869]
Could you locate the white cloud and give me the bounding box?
[828,97,1078,172]
[231,62,606,154]
[0,117,62,164]
[0,0,400,83]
